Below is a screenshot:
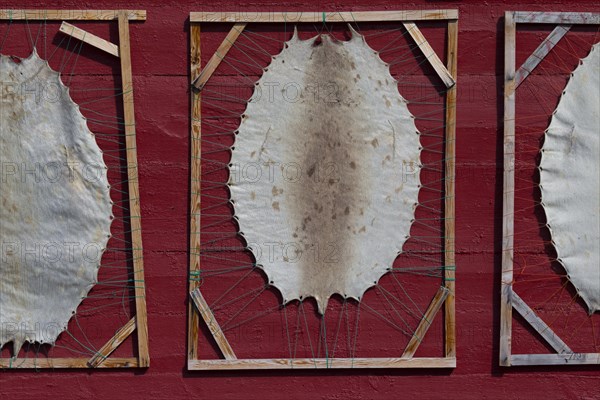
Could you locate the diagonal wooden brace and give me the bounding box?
[402,286,450,358]
[403,22,456,88]
[87,317,137,368]
[514,25,571,89]
[190,288,237,360]
[59,21,119,57]
[191,23,247,90]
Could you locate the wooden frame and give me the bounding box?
[0,9,149,369]
[188,10,458,370]
[501,11,600,367]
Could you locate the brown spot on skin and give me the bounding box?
[272,186,283,196]
[359,226,366,233]
[272,201,280,211]
[344,206,350,215]
[349,161,356,169]
[307,164,316,177]
[250,191,256,200]
[371,138,379,148]
[250,151,256,158]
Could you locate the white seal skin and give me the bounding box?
[229,28,421,314]
[0,51,113,354]
[540,42,600,314]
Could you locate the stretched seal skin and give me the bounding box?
[0,51,113,354]
[229,28,421,314]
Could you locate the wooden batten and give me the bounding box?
[0,357,139,369]
[403,22,455,88]
[510,354,600,366]
[500,10,517,367]
[403,287,450,358]
[88,317,137,368]
[189,357,456,370]
[190,289,237,360]
[59,22,120,57]
[514,25,570,89]
[0,9,146,20]
[188,22,203,362]
[511,292,572,354]
[192,23,247,90]
[117,11,150,368]
[514,11,599,25]
[190,10,458,23]
[444,19,458,360]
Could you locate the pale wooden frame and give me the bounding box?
[0,9,149,369]
[188,10,458,370]
[501,11,600,367]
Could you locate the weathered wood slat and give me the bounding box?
[59,22,119,57]
[0,9,145,20]
[118,11,150,368]
[190,10,458,23]
[514,25,571,89]
[189,357,456,370]
[0,357,138,369]
[510,353,600,366]
[188,22,203,362]
[191,23,247,90]
[87,317,137,368]
[511,292,572,354]
[500,10,517,368]
[444,19,458,360]
[403,287,450,358]
[403,22,455,88]
[514,12,600,25]
[190,289,237,360]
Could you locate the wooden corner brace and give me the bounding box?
[191,23,247,90]
[87,317,137,367]
[190,288,237,360]
[402,286,450,358]
[59,21,120,57]
[403,22,456,88]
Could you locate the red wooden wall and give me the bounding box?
[1,1,599,399]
